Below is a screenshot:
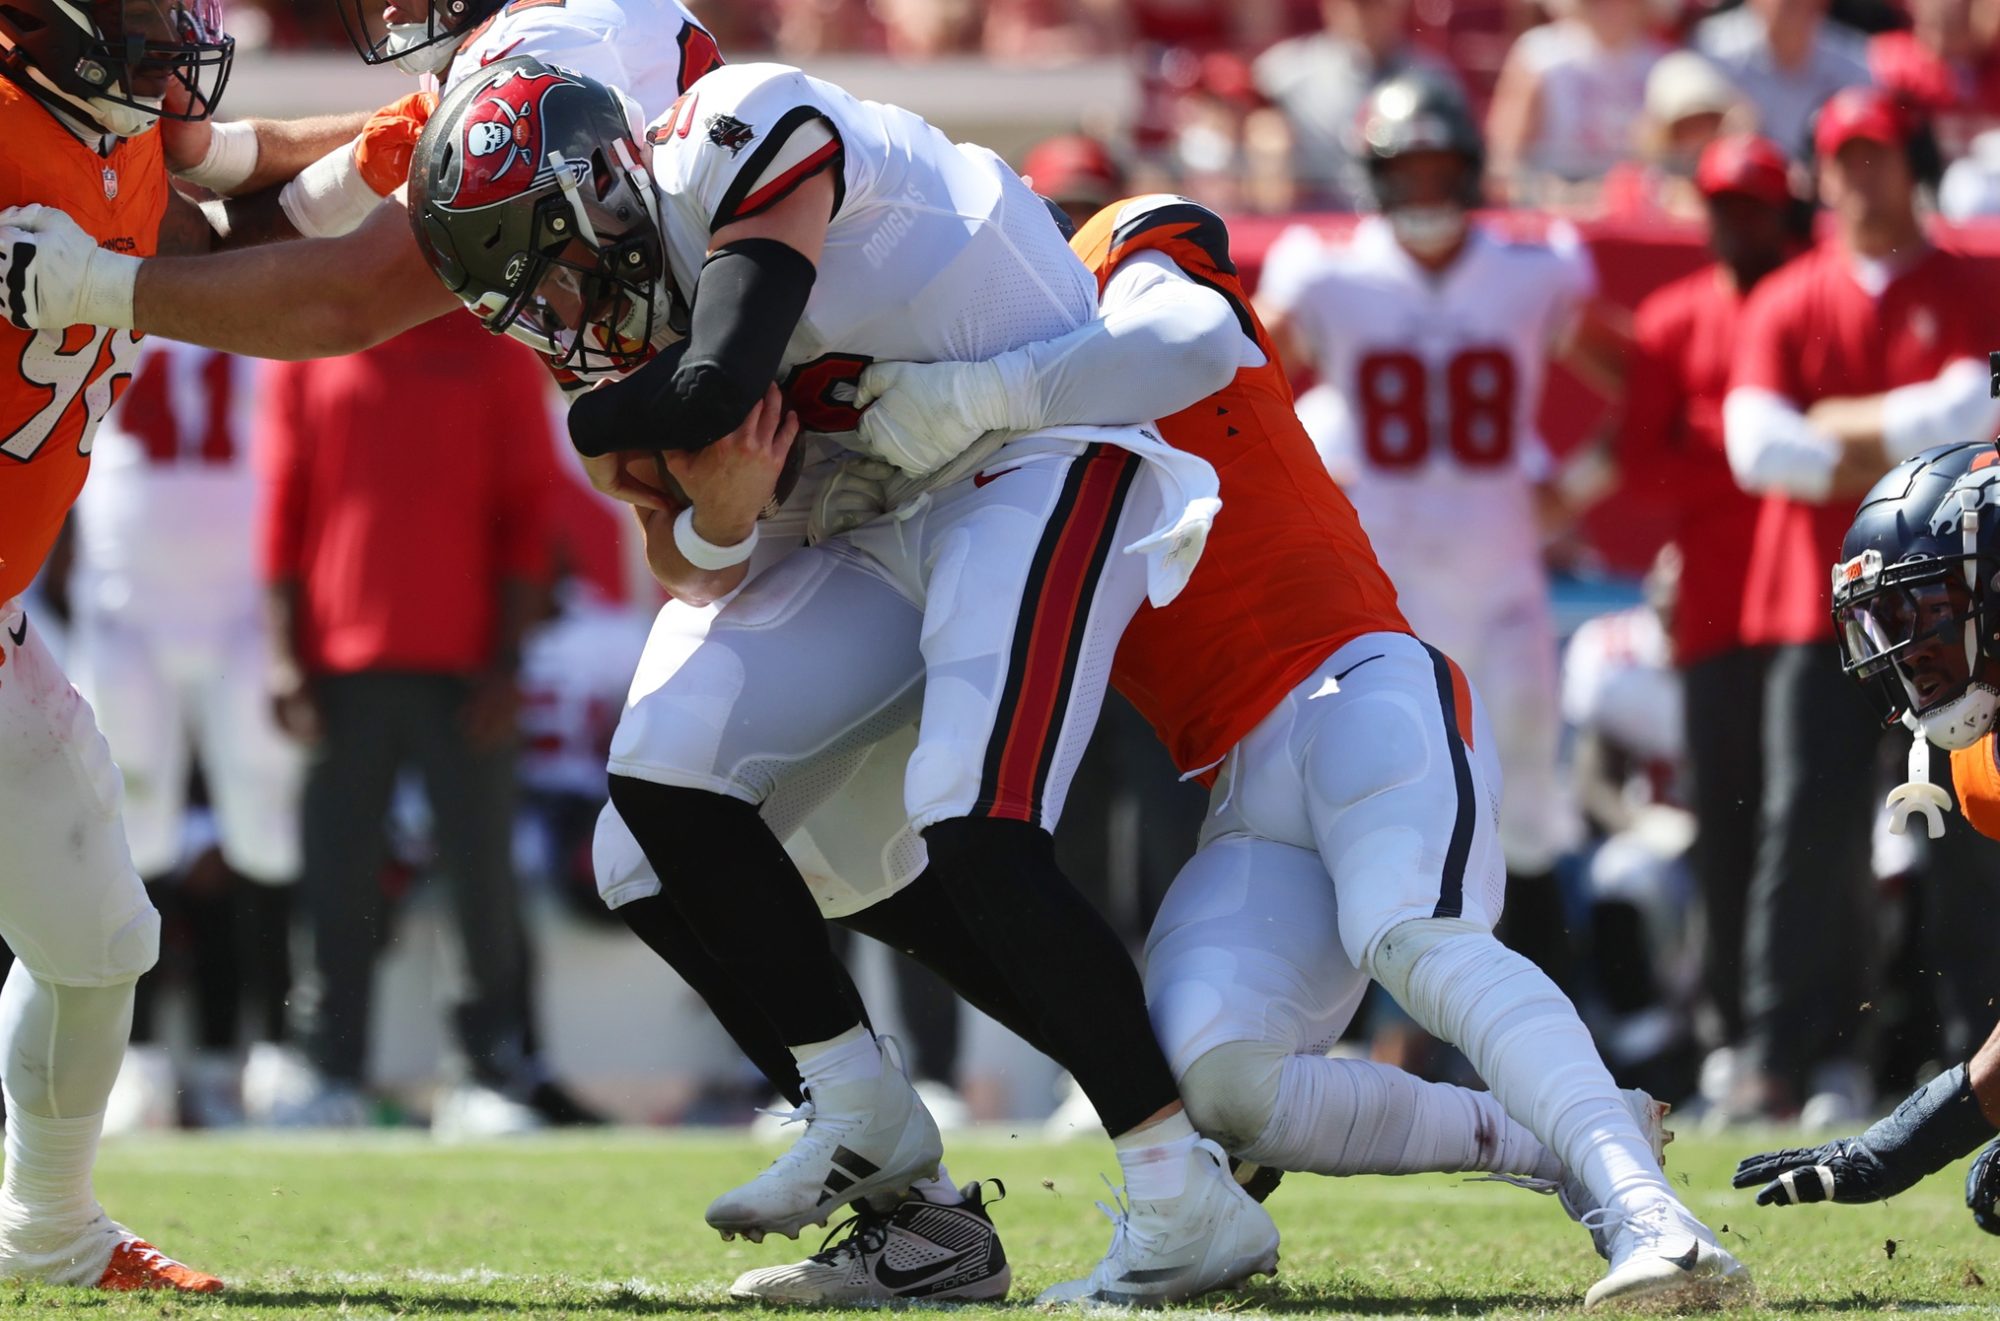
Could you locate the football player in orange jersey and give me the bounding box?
[1735,442,2000,1230]
[0,0,363,1291]
[558,188,1746,1307]
[844,192,1747,1310]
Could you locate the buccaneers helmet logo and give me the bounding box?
[448,67,583,209]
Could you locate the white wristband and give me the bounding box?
[673,506,758,570]
[176,119,260,192]
[278,141,383,239]
[78,248,141,330]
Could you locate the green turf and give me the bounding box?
[7,1129,1994,1317]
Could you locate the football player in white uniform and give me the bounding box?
[1258,73,1626,984]
[407,58,1269,1306]
[66,342,300,1125]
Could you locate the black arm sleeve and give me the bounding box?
[564,237,816,458]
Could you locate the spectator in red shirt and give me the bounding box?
[1617,133,1801,1072]
[1869,0,2000,156]
[259,313,561,1132]
[1720,87,2000,1122]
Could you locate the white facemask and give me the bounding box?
[386,23,460,75]
[1388,204,1467,259]
[1916,681,2000,750]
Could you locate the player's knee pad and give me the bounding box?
[592,800,661,911]
[1179,1039,1287,1155]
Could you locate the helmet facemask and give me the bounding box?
[1835,545,2000,750]
[14,0,232,136]
[1370,148,1479,259]
[334,0,493,71]
[472,135,679,375]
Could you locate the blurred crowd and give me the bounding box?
[21,0,2000,1141]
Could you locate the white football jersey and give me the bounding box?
[1265,216,1594,619]
[449,0,719,122]
[71,341,261,629]
[644,63,1100,450]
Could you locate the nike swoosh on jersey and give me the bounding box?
[480,38,525,65]
[874,1249,976,1291]
[5,616,23,647]
[972,468,1017,488]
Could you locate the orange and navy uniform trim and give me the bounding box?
[1424,643,1477,919]
[973,444,1140,823]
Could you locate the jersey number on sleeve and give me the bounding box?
[120,349,238,465]
[1355,347,1516,470]
[2,327,142,463]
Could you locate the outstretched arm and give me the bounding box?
[852,248,1247,475]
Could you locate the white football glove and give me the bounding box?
[854,357,1019,477]
[0,204,140,331]
[808,455,900,543]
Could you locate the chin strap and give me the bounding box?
[1887,717,1954,839]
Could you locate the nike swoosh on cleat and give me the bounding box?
[875,1249,976,1291]
[1667,1241,1702,1272]
[5,616,23,647]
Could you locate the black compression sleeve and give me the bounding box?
[563,239,814,457]
[1862,1063,1998,1189]
[665,237,817,451]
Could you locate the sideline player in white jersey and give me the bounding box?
[1258,73,1625,981]
[66,342,301,1124]
[407,58,1268,1305]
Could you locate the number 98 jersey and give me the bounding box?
[1261,215,1593,621]
[0,78,167,604]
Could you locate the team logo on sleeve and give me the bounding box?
[706,113,756,155]
[448,67,586,209]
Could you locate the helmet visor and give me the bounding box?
[91,0,233,119]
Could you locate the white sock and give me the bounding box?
[1371,921,1674,1220]
[792,1025,881,1096]
[1114,1110,1200,1201]
[0,1105,102,1231]
[1246,1054,1562,1181]
[909,1164,959,1204]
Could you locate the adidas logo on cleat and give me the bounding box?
[815,1145,883,1206]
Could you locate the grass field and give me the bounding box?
[13,1128,1997,1318]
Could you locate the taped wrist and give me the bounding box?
[666,237,816,452]
[1860,1063,1997,1193]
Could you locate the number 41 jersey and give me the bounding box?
[1263,216,1593,621]
[0,76,166,603]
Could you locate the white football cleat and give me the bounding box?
[430,1082,545,1141]
[706,1039,942,1243]
[1583,1198,1750,1310]
[1036,1138,1279,1307]
[729,1177,1010,1303]
[1486,1088,1672,1261]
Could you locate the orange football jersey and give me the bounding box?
[1077,197,1411,779]
[1952,734,2000,839]
[0,76,166,602]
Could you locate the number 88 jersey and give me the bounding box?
[0,77,167,604]
[1261,215,1594,617]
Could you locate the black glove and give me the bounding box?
[1735,1064,1995,1208]
[1733,1137,1902,1206]
[1966,1135,2000,1234]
